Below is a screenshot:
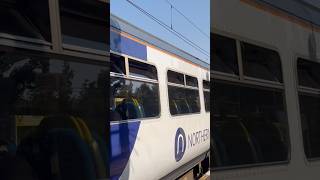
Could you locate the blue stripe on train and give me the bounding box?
[110,121,141,180]
[110,31,147,60]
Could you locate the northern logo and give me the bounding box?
[174,127,186,162]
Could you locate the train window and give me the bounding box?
[110,77,159,121]
[167,70,184,85]
[299,93,320,159]
[203,80,210,112]
[211,34,238,75]
[0,50,108,179]
[110,53,125,74]
[168,86,200,115]
[129,60,158,80]
[59,0,107,51]
[212,82,289,168]
[0,0,51,42]
[111,59,159,121]
[297,58,320,89]
[186,75,198,87]
[167,70,200,115]
[241,42,283,83]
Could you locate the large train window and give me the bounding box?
[297,58,320,159]
[212,82,289,168]
[211,34,238,75]
[203,80,210,112]
[212,34,288,169]
[0,49,108,179]
[0,0,51,42]
[110,53,160,121]
[59,0,108,51]
[167,70,200,115]
[241,43,283,83]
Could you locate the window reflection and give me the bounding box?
[110,77,159,121]
[212,82,289,167]
[0,51,108,179]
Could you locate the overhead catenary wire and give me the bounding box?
[125,0,210,58]
[164,0,210,39]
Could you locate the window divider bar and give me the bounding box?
[125,56,130,76]
[236,40,244,81]
[49,0,63,53]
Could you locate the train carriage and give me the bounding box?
[110,15,210,179]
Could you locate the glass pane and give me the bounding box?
[129,60,158,80]
[211,34,238,75]
[212,82,289,168]
[186,75,198,87]
[203,80,210,90]
[167,70,184,85]
[204,91,210,112]
[168,86,200,115]
[297,58,320,89]
[110,77,159,121]
[299,93,320,159]
[110,53,125,74]
[0,0,51,41]
[0,50,108,179]
[59,0,107,50]
[241,42,283,82]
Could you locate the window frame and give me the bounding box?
[296,55,320,163]
[110,51,161,124]
[166,68,201,117]
[211,31,290,171]
[211,32,284,89]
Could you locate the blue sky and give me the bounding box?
[111,0,210,64]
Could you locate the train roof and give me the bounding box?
[110,14,210,70]
[256,0,320,26]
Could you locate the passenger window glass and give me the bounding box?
[299,93,320,159]
[297,58,320,89]
[203,80,210,90]
[168,86,200,115]
[167,70,184,85]
[202,80,210,112]
[212,34,238,75]
[241,42,283,82]
[129,60,158,80]
[212,82,289,167]
[0,0,51,42]
[59,0,108,50]
[204,91,210,112]
[110,53,125,74]
[0,50,108,179]
[110,77,159,121]
[203,80,210,112]
[186,75,198,87]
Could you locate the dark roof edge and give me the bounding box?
[257,0,320,26]
[110,14,210,69]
